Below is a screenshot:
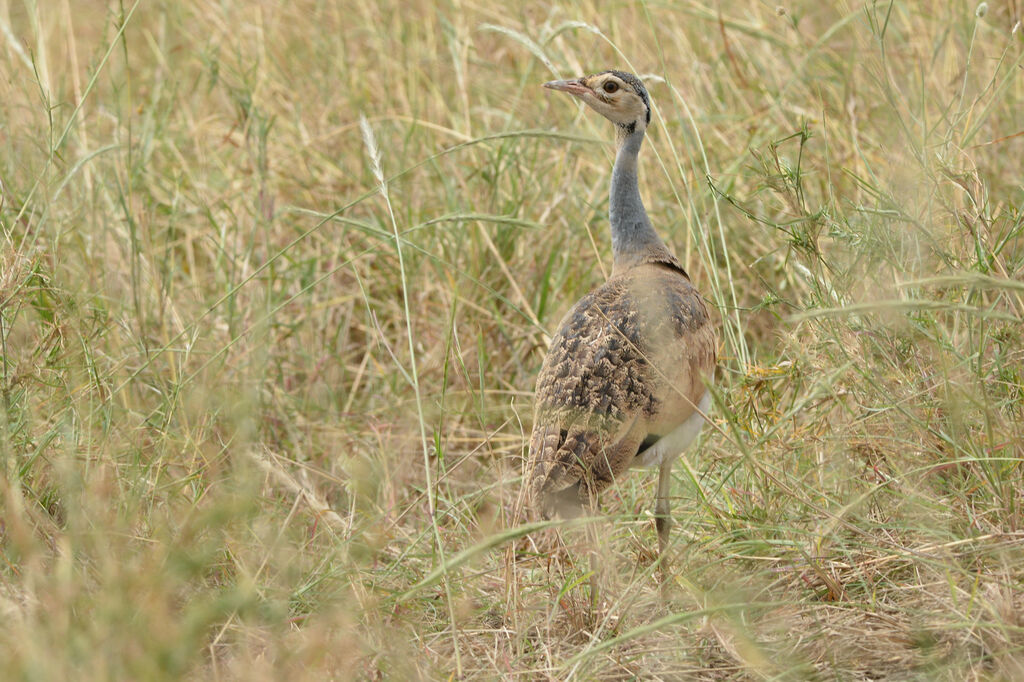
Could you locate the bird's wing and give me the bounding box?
[527,278,658,512]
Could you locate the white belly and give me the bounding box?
[635,390,711,468]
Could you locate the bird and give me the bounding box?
[527,70,717,569]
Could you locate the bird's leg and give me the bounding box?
[655,458,674,582]
[583,486,602,616]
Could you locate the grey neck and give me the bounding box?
[609,124,669,271]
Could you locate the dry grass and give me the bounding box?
[1,0,1023,679]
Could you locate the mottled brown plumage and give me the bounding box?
[528,70,717,562]
[528,259,715,512]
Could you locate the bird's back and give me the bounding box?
[528,263,716,517]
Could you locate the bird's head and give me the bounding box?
[543,70,651,135]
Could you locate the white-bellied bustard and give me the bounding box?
[527,70,717,576]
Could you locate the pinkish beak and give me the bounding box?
[542,79,591,97]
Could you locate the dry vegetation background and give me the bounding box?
[1,0,1023,679]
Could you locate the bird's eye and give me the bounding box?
[602,81,619,94]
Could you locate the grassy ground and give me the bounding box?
[1,0,1023,679]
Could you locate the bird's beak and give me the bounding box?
[543,79,591,97]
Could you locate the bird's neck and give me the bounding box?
[609,125,671,275]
